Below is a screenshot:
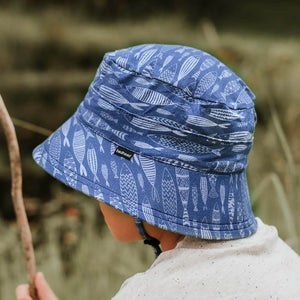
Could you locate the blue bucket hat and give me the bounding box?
[33,44,257,240]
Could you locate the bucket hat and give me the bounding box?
[33,43,257,240]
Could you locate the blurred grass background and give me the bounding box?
[0,1,299,299]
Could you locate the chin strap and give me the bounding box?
[135,218,162,259]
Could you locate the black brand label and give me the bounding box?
[114,146,134,160]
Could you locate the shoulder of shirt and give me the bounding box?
[112,217,300,299]
[173,217,278,250]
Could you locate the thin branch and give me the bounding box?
[1,70,93,90]
[12,117,52,136]
[0,95,37,300]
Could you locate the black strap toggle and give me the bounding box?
[135,218,162,259]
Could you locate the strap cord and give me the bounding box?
[135,218,162,259]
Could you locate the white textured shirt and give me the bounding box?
[112,218,300,299]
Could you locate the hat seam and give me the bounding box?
[84,92,253,145]
[104,55,255,111]
[78,113,247,175]
[38,146,255,230]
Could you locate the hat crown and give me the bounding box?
[80,44,256,174]
[103,44,255,110]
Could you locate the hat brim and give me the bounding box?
[33,111,257,240]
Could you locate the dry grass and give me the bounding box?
[0,191,154,300]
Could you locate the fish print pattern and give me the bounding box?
[49,132,61,167]
[236,201,243,223]
[97,98,116,111]
[135,76,156,86]
[200,216,212,239]
[61,119,71,147]
[140,156,160,202]
[156,108,173,115]
[87,143,99,182]
[199,58,215,72]
[209,108,243,121]
[200,177,208,210]
[41,151,47,169]
[194,71,217,98]
[186,115,230,128]
[223,225,233,239]
[221,80,241,99]
[210,84,220,95]
[192,186,198,212]
[94,187,104,201]
[49,132,62,176]
[137,49,157,71]
[109,193,123,212]
[96,135,104,153]
[162,168,177,232]
[110,143,117,155]
[142,57,158,76]
[72,126,87,176]
[149,116,200,135]
[140,156,156,186]
[137,173,144,190]
[159,55,173,72]
[212,203,221,224]
[63,151,77,188]
[158,219,168,231]
[98,60,113,76]
[220,182,226,214]
[219,69,232,80]
[236,88,253,107]
[232,144,248,152]
[148,116,184,130]
[122,124,142,135]
[111,128,127,141]
[129,116,170,132]
[192,220,200,238]
[178,51,189,62]
[149,134,222,156]
[174,56,198,85]
[32,43,257,241]
[229,131,253,142]
[228,178,235,229]
[99,111,118,124]
[208,174,219,198]
[177,154,198,161]
[101,163,110,187]
[133,141,163,151]
[120,163,138,216]
[33,144,43,164]
[110,159,119,178]
[175,168,190,226]
[99,85,146,111]
[212,203,221,239]
[129,87,173,105]
[158,63,177,82]
[81,184,89,195]
[142,196,155,225]
[116,55,128,69]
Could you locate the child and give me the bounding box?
[17,44,300,299]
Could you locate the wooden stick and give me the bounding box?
[0,95,37,300]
